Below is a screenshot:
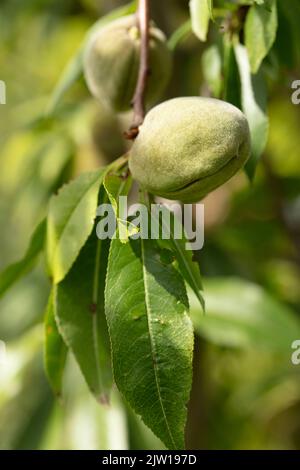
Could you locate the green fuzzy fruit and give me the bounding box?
[83,15,172,112]
[129,97,251,202]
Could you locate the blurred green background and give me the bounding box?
[1,0,300,450]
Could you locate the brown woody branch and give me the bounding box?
[125,0,150,140]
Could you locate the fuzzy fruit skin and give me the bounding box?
[83,15,172,112]
[129,97,251,203]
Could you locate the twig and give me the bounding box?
[125,0,150,140]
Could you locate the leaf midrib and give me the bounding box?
[141,239,177,449]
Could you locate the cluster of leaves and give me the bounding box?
[189,0,278,179]
[1,149,204,449]
[1,0,300,450]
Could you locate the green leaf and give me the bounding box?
[0,219,46,298]
[105,236,194,449]
[44,289,68,397]
[274,1,296,69]
[190,278,300,353]
[55,232,112,403]
[46,1,137,115]
[245,0,278,74]
[223,35,241,108]
[234,43,269,179]
[152,205,205,311]
[45,50,84,117]
[202,44,222,98]
[168,20,192,51]
[47,168,105,284]
[103,165,132,217]
[189,0,211,42]
[103,160,138,243]
[207,0,214,19]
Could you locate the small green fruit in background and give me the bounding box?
[83,15,172,112]
[129,97,251,203]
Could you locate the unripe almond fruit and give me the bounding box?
[129,97,251,202]
[83,15,172,112]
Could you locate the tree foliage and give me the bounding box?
[0,0,300,451]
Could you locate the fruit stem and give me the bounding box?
[125,0,150,140]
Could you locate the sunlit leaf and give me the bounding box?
[245,0,278,74]
[234,43,269,179]
[207,0,214,19]
[189,0,211,42]
[47,168,105,284]
[105,236,194,449]
[103,164,132,217]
